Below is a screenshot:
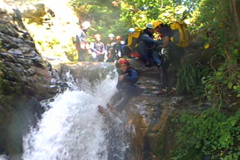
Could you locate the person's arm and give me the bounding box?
[124,38,128,45]
[141,34,162,45]
[162,36,170,48]
[124,70,138,83]
[101,43,107,54]
[90,42,99,53]
[160,27,171,48]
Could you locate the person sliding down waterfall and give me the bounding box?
[98,58,141,116]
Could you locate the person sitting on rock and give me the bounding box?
[99,58,141,114]
[136,23,162,67]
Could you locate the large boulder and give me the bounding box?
[0,7,59,158]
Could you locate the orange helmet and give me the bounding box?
[94,34,101,39]
[116,36,122,40]
[118,58,129,65]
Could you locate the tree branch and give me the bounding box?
[230,0,240,41]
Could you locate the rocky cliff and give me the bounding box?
[0,7,59,158]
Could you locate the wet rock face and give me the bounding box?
[58,62,115,91]
[0,8,58,100]
[0,8,59,157]
[122,60,211,160]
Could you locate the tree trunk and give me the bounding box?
[230,0,240,41]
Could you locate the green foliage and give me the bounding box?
[202,58,240,103]
[177,62,209,96]
[70,0,127,43]
[64,43,78,61]
[69,0,240,102]
[173,108,240,160]
[192,0,240,104]
[22,4,46,25]
[120,0,198,28]
[70,0,200,42]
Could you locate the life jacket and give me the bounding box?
[113,43,124,58]
[106,42,116,52]
[169,21,189,48]
[94,42,104,52]
[127,28,143,50]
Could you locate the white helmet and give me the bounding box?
[81,21,91,30]
[128,28,135,33]
[108,33,115,38]
[146,23,153,29]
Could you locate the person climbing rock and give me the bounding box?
[98,58,141,115]
[90,34,106,62]
[152,20,186,95]
[136,23,162,67]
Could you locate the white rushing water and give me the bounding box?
[0,155,8,160]
[22,74,119,160]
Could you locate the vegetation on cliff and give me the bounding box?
[69,0,240,159]
[1,0,240,159]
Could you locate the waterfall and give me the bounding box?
[22,70,131,160]
[0,155,8,160]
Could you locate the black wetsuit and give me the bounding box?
[160,25,185,90]
[110,68,140,112]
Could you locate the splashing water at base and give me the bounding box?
[22,75,127,160]
[0,155,8,160]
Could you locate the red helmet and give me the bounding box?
[116,36,122,40]
[118,59,129,65]
[94,34,101,39]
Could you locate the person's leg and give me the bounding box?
[115,86,140,112]
[78,49,86,61]
[160,58,171,92]
[122,45,132,57]
[96,54,104,62]
[78,49,82,61]
[92,54,97,62]
[136,42,151,66]
[168,43,184,94]
[115,93,132,112]
[168,58,181,94]
[151,50,161,67]
[109,90,124,105]
[100,54,105,62]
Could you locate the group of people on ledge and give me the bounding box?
[74,20,185,115]
[73,21,125,62]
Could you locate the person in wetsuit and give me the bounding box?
[98,58,141,114]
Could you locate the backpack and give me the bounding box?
[127,28,143,50]
[170,21,189,48]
